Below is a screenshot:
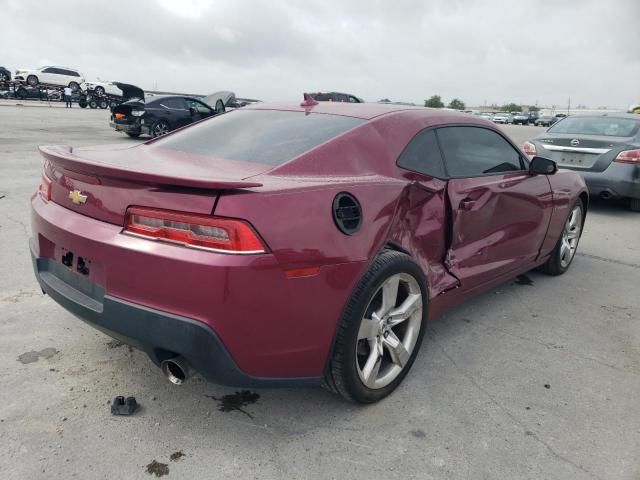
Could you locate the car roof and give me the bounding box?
[246,102,471,121]
[561,112,639,121]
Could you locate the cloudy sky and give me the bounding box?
[1,0,638,108]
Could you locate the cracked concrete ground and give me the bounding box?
[0,104,639,479]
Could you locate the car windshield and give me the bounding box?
[549,117,640,137]
[151,109,365,165]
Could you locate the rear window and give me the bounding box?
[549,117,639,137]
[151,109,364,165]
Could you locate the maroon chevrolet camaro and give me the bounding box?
[30,99,588,403]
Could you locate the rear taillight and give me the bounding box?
[614,149,640,164]
[114,113,126,119]
[523,141,537,157]
[123,207,267,254]
[38,172,52,202]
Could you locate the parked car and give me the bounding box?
[513,112,539,125]
[14,66,84,88]
[479,112,494,120]
[111,92,217,138]
[310,91,364,103]
[82,80,121,97]
[492,112,513,124]
[32,101,588,403]
[0,66,11,82]
[525,113,640,211]
[535,115,555,127]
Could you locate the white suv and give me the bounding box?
[81,80,122,97]
[14,66,84,89]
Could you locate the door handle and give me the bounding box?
[459,198,476,210]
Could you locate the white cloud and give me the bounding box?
[1,0,638,108]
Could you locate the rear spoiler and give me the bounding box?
[39,145,263,190]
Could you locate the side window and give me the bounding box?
[42,67,56,74]
[436,126,524,177]
[397,129,446,178]
[334,93,349,102]
[188,100,213,114]
[160,98,186,109]
[348,96,360,103]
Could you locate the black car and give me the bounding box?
[310,91,364,103]
[111,95,218,138]
[0,66,11,82]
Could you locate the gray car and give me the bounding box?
[526,114,640,211]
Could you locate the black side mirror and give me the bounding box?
[529,156,557,175]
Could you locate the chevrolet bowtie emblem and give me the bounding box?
[68,190,88,205]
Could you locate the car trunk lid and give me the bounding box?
[537,134,633,170]
[40,144,265,225]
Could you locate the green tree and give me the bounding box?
[447,98,466,110]
[501,103,522,112]
[424,95,444,108]
[528,105,540,112]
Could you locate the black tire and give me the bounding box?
[0,71,9,82]
[78,101,87,108]
[68,81,79,90]
[539,199,584,275]
[94,86,105,96]
[99,100,109,109]
[126,132,141,138]
[151,121,170,137]
[26,75,38,86]
[630,198,640,212]
[89,100,98,109]
[16,87,28,99]
[325,249,428,403]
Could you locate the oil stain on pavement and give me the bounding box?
[169,451,185,462]
[146,460,169,477]
[206,390,260,418]
[17,347,58,364]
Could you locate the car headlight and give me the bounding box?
[131,110,145,117]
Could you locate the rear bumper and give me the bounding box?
[109,121,140,134]
[30,251,319,387]
[572,163,640,200]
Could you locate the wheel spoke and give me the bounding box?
[358,317,380,340]
[361,348,382,387]
[377,276,399,317]
[383,331,410,368]
[387,293,422,326]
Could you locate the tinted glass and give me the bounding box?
[152,109,364,165]
[313,93,333,101]
[42,67,55,73]
[159,98,186,109]
[437,127,523,177]
[549,117,639,137]
[397,129,446,178]
[187,99,212,114]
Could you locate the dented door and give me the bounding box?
[445,172,553,291]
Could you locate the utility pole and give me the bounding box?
[568,97,571,115]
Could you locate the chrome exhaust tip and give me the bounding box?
[160,356,190,385]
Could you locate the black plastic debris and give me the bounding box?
[111,396,138,415]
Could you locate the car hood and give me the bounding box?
[113,82,145,102]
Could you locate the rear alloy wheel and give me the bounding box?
[26,75,38,86]
[151,121,170,137]
[539,199,584,275]
[631,198,640,212]
[94,86,105,96]
[68,81,79,90]
[326,250,427,403]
